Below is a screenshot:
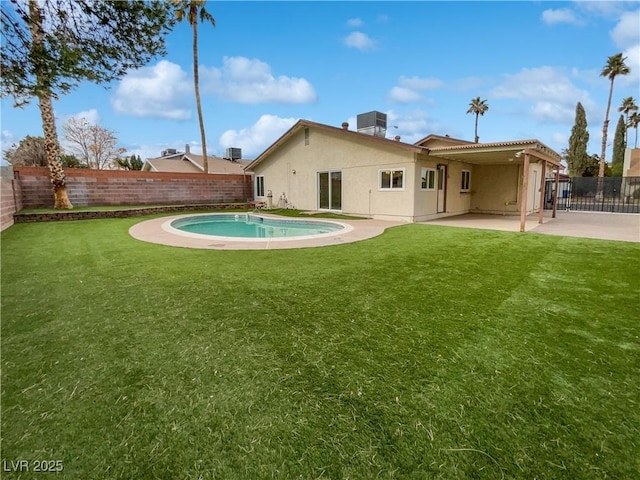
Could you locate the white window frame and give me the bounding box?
[255,175,265,197]
[379,168,405,191]
[421,168,436,191]
[461,170,471,192]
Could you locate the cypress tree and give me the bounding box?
[567,102,590,176]
[610,115,626,176]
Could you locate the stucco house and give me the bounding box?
[245,115,563,230]
[142,145,252,175]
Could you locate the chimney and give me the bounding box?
[185,144,190,154]
[394,135,401,142]
[341,122,349,130]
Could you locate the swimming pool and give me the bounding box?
[163,213,352,241]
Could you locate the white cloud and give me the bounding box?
[219,115,297,158]
[611,9,640,47]
[111,60,192,120]
[388,87,424,103]
[201,57,317,104]
[619,44,640,87]
[531,102,576,124]
[492,66,594,123]
[1,130,16,164]
[574,1,628,18]
[346,18,363,27]
[387,110,440,142]
[1,130,16,151]
[541,8,583,25]
[398,76,444,90]
[387,76,444,104]
[343,31,376,51]
[68,108,101,125]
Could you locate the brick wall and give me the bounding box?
[13,167,253,209]
[1,166,22,232]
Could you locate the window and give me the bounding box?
[255,175,265,197]
[379,168,405,190]
[461,170,471,191]
[421,168,436,190]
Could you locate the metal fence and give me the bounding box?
[545,176,640,213]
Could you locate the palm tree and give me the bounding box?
[27,0,73,208]
[618,96,638,144]
[466,97,489,143]
[173,1,215,174]
[599,53,630,177]
[628,111,640,149]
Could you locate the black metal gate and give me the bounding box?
[545,177,640,213]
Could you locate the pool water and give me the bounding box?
[169,214,345,239]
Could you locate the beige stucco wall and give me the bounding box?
[470,162,543,214]
[623,148,640,177]
[412,158,474,221]
[252,128,420,221]
[250,126,550,222]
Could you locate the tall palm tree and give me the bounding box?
[173,1,215,174]
[618,96,638,144]
[599,53,630,177]
[27,0,73,208]
[466,97,489,143]
[628,111,640,149]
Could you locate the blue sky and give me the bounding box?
[2,1,639,164]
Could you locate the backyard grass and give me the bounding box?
[1,216,638,479]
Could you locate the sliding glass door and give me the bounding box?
[318,171,342,210]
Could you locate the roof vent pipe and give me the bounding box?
[394,135,401,141]
[341,122,349,130]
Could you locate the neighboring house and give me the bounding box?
[245,118,563,227]
[623,148,640,177]
[142,145,253,175]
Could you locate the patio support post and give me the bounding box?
[519,152,530,232]
[538,161,546,224]
[552,168,560,218]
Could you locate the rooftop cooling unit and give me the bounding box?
[161,148,178,156]
[224,147,242,160]
[357,111,387,138]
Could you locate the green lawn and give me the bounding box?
[1,216,639,479]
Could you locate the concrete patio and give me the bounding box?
[423,212,640,243]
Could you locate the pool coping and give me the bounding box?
[129,213,404,250]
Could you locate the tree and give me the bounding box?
[173,0,215,175]
[1,1,173,208]
[466,97,488,143]
[610,115,626,176]
[582,154,611,177]
[115,154,143,171]
[618,96,638,143]
[60,154,86,168]
[566,102,590,177]
[628,111,640,149]
[598,53,631,178]
[63,117,126,169]
[3,135,47,166]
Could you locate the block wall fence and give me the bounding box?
[0,166,254,231]
[1,166,23,231]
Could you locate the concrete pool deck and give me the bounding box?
[129,213,404,250]
[129,211,639,250]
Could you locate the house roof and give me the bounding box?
[244,118,563,171]
[143,158,201,173]
[144,153,252,174]
[414,134,475,147]
[427,138,563,167]
[245,119,429,172]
